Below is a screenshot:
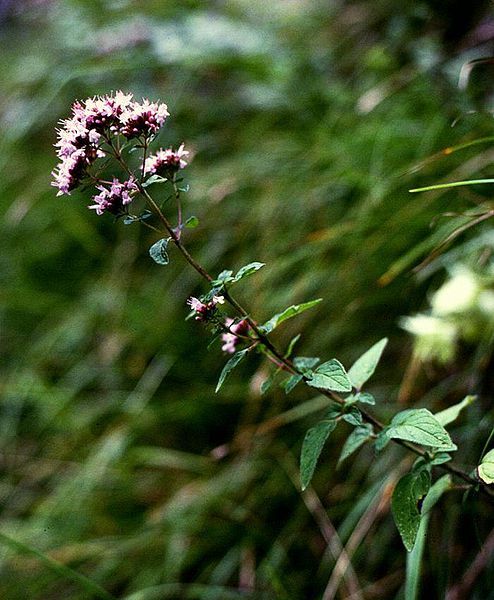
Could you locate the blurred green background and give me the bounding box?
[2,1,494,598]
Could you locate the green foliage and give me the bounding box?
[353,392,376,405]
[281,373,303,394]
[306,359,352,392]
[259,299,322,334]
[300,417,337,491]
[215,348,250,392]
[391,468,431,552]
[142,175,168,188]
[435,395,476,427]
[185,215,199,228]
[338,424,374,465]
[477,449,494,484]
[232,261,265,282]
[282,356,320,394]
[348,338,388,390]
[386,409,457,451]
[405,475,452,599]
[410,179,494,193]
[148,237,170,265]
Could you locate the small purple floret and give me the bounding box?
[144,144,189,176]
[88,176,138,216]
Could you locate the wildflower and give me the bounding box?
[144,144,188,177]
[221,318,250,353]
[88,176,138,216]
[82,91,134,132]
[187,295,224,321]
[52,92,170,195]
[120,99,169,139]
[51,149,92,196]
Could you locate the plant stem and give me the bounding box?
[120,154,494,501]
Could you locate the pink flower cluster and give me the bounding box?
[187,295,224,322]
[89,176,138,216]
[51,91,169,197]
[221,318,250,353]
[144,144,189,177]
[120,99,169,139]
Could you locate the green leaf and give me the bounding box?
[342,407,363,426]
[259,299,322,334]
[344,392,376,406]
[430,452,451,466]
[285,334,301,358]
[477,448,494,484]
[307,359,352,392]
[233,262,265,282]
[387,409,457,451]
[338,424,373,465]
[348,338,388,390]
[391,469,431,551]
[409,178,494,193]
[435,395,476,427]
[405,475,451,600]
[185,216,199,228]
[300,419,337,491]
[375,429,390,452]
[149,238,170,265]
[212,270,234,286]
[293,356,320,373]
[215,349,249,393]
[260,372,277,395]
[355,392,376,405]
[142,174,168,187]
[281,374,303,395]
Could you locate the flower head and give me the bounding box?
[120,99,169,139]
[82,91,134,132]
[144,144,188,177]
[187,295,224,322]
[88,176,138,216]
[221,318,250,353]
[51,149,92,196]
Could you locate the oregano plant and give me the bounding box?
[52,91,494,589]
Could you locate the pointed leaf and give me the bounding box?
[281,374,303,395]
[478,448,494,484]
[149,238,170,265]
[435,395,476,427]
[215,349,249,393]
[259,299,322,334]
[387,408,457,451]
[293,356,320,373]
[300,419,337,490]
[142,174,167,187]
[348,338,388,390]
[405,475,451,599]
[285,334,302,359]
[392,469,431,551]
[233,262,265,282]
[342,407,363,426]
[307,359,352,392]
[185,216,199,228]
[338,424,373,465]
[355,392,376,405]
[375,428,390,452]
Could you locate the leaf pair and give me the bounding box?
[304,338,388,394]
